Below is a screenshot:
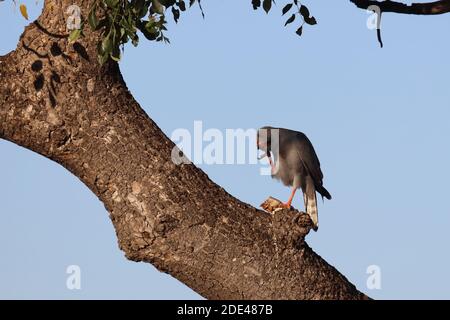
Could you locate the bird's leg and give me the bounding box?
[282,187,297,209]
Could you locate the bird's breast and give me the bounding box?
[272,158,294,187]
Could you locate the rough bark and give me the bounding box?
[0,0,369,299]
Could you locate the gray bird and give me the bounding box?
[257,126,332,231]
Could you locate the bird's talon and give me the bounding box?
[281,203,292,209]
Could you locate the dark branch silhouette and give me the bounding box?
[350,0,450,15]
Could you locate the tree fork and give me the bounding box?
[0,0,368,299]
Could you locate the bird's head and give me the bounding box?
[257,126,273,154]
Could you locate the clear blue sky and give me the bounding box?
[1,0,450,299]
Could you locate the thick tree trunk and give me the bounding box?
[0,0,368,299]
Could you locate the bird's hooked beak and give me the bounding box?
[257,144,271,161]
[257,127,271,160]
[257,138,268,160]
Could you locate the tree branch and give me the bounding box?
[0,0,369,299]
[350,0,450,15]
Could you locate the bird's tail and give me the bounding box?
[317,185,332,200]
[304,179,319,231]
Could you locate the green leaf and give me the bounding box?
[177,0,186,11]
[299,5,310,19]
[138,20,159,40]
[304,16,317,25]
[136,0,150,18]
[131,35,139,47]
[111,45,121,62]
[262,0,271,14]
[282,3,292,16]
[110,54,121,62]
[68,29,81,42]
[284,14,295,26]
[152,0,164,14]
[296,26,303,36]
[98,52,109,65]
[251,0,261,10]
[102,34,113,54]
[88,7,98,29]
[172,7,180,23]
[95,18,108,31]
[159,0,176,6]
[104,0,119,8]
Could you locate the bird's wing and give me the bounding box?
[290,132,324,185]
